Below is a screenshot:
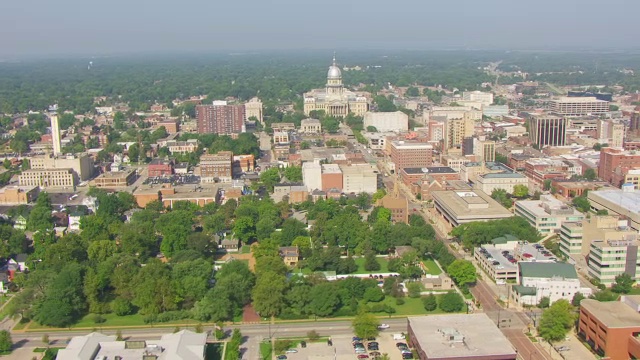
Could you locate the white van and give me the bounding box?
[393,333,405,340]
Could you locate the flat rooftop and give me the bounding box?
[408,314,516,359]
[581,299,640,328]
[95,170,134,179]
[555,96,608,103]
[403,166,456,175]
[432,190,512,220]
[589,189,640,215]
[391,141,433,150]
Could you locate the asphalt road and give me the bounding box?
[11,318,410,348]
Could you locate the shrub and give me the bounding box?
[111,298,135,316]
[407,282,423,298]
[92,314,106,324]
[395,298,405,306]
[307,330,320,341]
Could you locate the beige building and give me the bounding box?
[164,139,199,154]
[0,186,39,205]
[475,172,529,195]
[427,106,482,121]
[596,119,625,148]
[550,96,610,116]
[588,188,640,231]
[588,238,640,286]
[432,190,513,227]
[473,137,496,162]
[92,170,136,188]
[462,90,494,106]
[19,169,75,188]
[200,152,233,183]
[273,131,289,144]
[363,111,409,132]
[339,164,379,194]
[559,216,637,260]
[300,118,322,133]
[30,153,94,181]
[444,117,474,154]
[244,97,263,123]
[303,56,370,117]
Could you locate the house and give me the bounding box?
[395,246,415,258]
[422,273,453,290]
[279,246,300,267]
[12,215,26,230]
[219,238,240,251]
[13,254,28,272]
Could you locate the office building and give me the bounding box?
[244,97,263,123]
[515,195,584,235]
[56,330,206,360]
[273,131,289,144]
[598,148,640,187]
[588,187,640,231]
[300,118,322,133]
[389,141,433,173]
[427,106,482,122]
[473,137,496,162]
[339,164,378,194]
[400,167,458,188]
[363,111,409,132]
[462,90,494,106]
[196,101,245,134]
[50,113,62,156]
[475,172,528,195]
[588,238,640,286]
[200,152,233,183]
[597,119,625,148]
[233,154,255,173]
[578,296,640,360]
[407,314,516,360]
[432,190,513,227]
[560,216,637,260]
[528,114,567,147]
[550,96,610,116]
[303,55,370,117]
[19,169,75,188]
[92,170,136,188]
[147,159,173,177]
[30,153,94,181]
[511,262,587,307]
[630,107,640,136]
[443,117,474,153]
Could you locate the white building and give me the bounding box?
[511,262,590,307]
[475,172,529,195]
[462,91,494,106]
[300,118,322,133]
[515,195,584,235]
[550,97,609,116]
[588,238,640,286]
[302,161,322,192]
[244,97,263,123]
[363,111,409,132]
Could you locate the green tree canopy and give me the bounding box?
[537,300,577,342]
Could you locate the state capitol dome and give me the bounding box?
[327,55,342,79]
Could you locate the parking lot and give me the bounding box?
[280,332,406,360]
[143,174,200,185]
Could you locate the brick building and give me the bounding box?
[599,147,640,187]
[148,159,173,177]
[579,296,640,360]
[196,101,245,135]
[389,141,433,173]
[200,152,233,183]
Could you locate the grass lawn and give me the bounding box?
[628,287,640,295]
[26,312,195,331]
[422,259,442,275]
[240,246,252,254]
[354,257,389,274]
[206,343,224,360]
[260,341,272,360]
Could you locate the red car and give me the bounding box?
[522,253,533,258]
[357,355,370,359]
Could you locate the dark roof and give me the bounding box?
[512,285,536,296]
[519,262,577,279]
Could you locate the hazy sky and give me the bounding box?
[1,0,638,57]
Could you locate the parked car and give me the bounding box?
[402,353,413,359]
[396,343,408,350]
[352,337,362,343]
[556,346,570,352]
[393,334,406,340]
[286,349,298,353]
[357,355,369,359]
[366,337,376,341]
[277,356,287,360]
[367,344,379,351]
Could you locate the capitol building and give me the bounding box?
[303,56,371,117]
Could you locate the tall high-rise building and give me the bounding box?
[550,97,609,116]
[528,114,567,147]
[196,101,245,135]
[443,117,474,154]
[630,107,640,136]
[50,113,62,156]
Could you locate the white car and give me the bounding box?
[286,349,298,353]
[378,324,390,330]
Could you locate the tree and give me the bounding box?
[233,217,256,243]
[543,179,552,191]
[584,168,597,181]
[537,300,577,343]
[308,283,340,318]
[512,184,529,198]
[538,296,550,309]
[0,330,11,353]
[352,312,380,339]
[366,126,378,132]
[491,188,513,208]
[283,166,303,182]
[252,271,287,317]
[612,273,635,294]
[571,292,585,307]
[364,251,381,272]
[422,294,438,311]
[447,259,477,285]
[363,287,385,303]
[438,291,464,312]
[572,196,591,213]
[407,282,422,298]
[260,168,281,191]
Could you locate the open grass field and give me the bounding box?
[354,257,389,274]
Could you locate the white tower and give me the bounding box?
[50,113,62,156]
